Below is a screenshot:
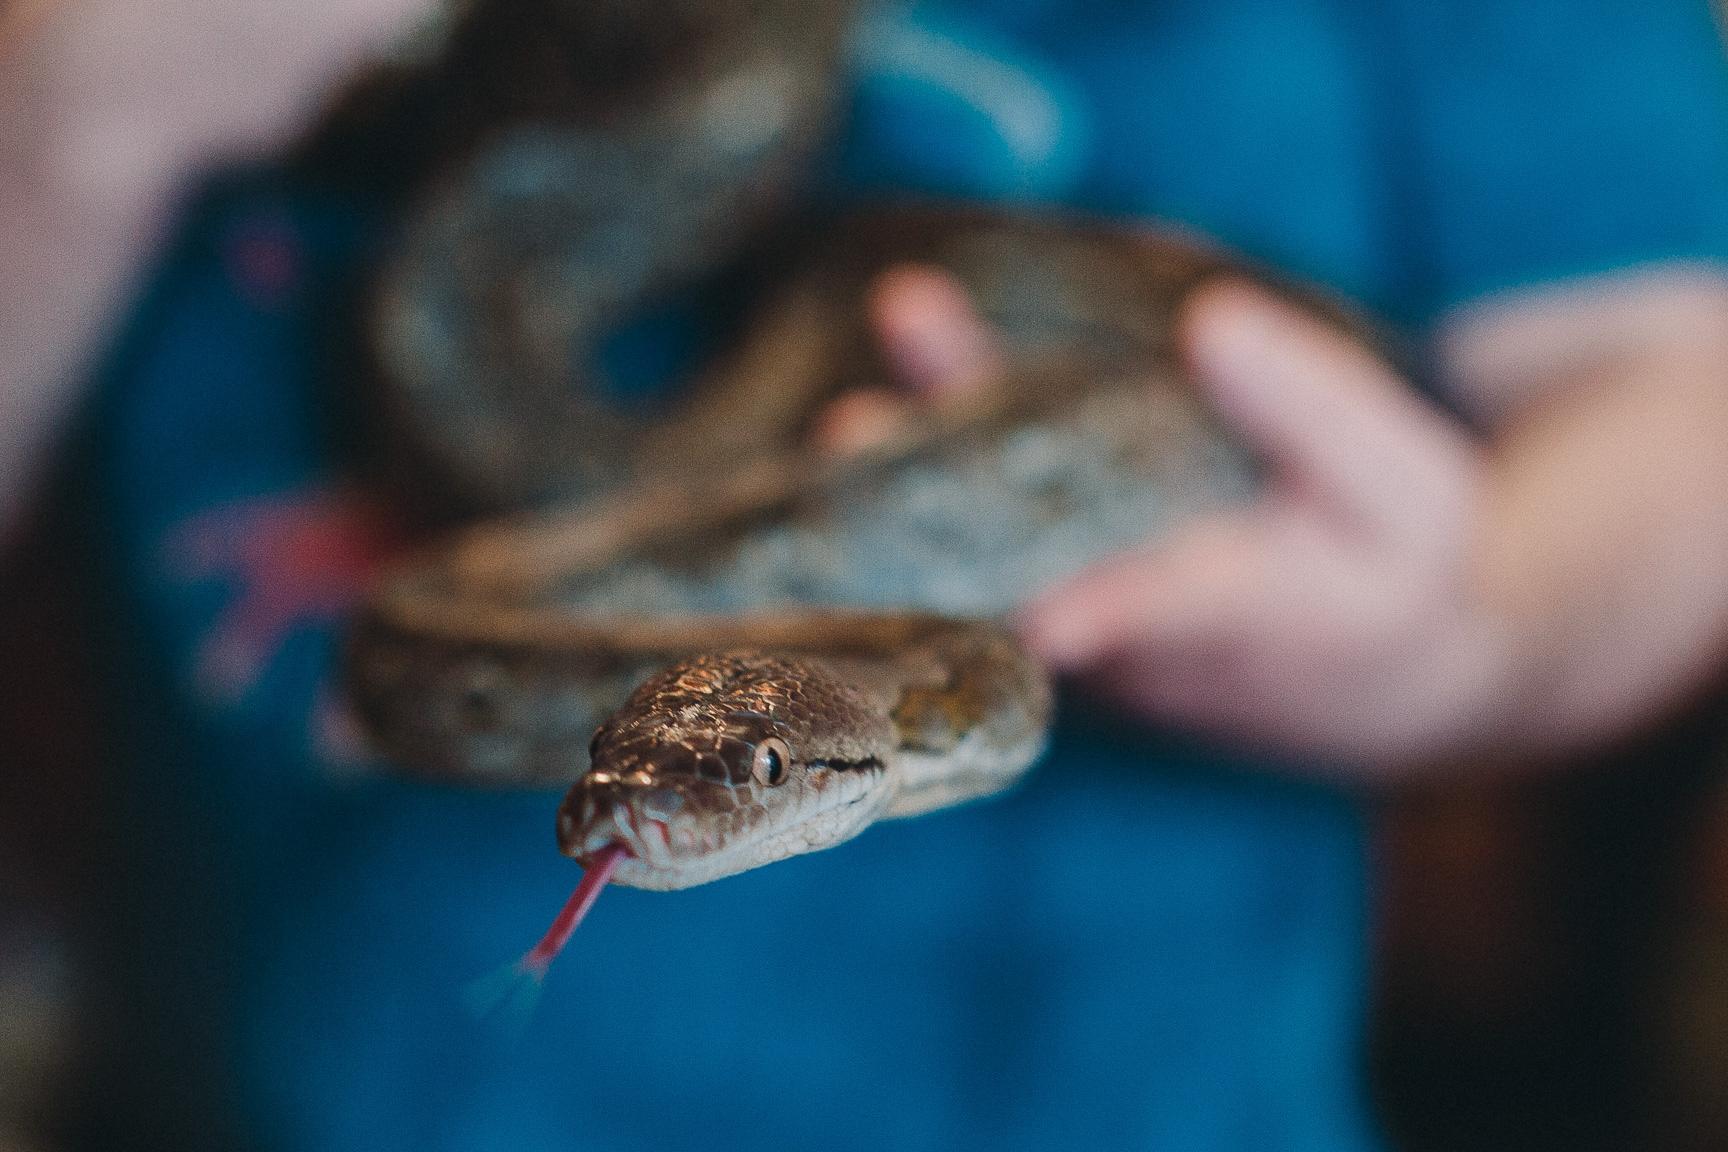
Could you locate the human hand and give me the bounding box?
[808,264,1005,455]
[842,264,1521,772]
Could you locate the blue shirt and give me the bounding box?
[82,3,1728,1150]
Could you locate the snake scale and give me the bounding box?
[340,0,1355,893]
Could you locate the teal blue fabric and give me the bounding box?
[81,3,1728,1150]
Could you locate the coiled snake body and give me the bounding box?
[341,1,1341,892]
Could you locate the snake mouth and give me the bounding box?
[567,796,695,873]
[559,767,891,890]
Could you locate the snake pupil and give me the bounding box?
[763,746,784,784]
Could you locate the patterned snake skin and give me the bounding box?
[340,0,1353,890]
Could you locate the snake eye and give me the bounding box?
[752,737,791,786]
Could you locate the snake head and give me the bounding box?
[557,651,896,889]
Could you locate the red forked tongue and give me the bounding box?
[463,842,628,1026]
[518,841,629,977]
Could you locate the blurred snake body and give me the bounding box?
[340,1,1307,890]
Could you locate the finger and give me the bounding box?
[868,263,1003,400]
[806,387,914,456]
[1183,279,1477,544]
[1077,646,1243,728]
[1016,516,1268,670]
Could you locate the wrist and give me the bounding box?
[1443,470,1708,765]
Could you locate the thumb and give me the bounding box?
[1184,280,1473,544]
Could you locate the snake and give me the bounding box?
[338,0,1361,895]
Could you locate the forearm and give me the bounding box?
[1447,270,1728,752]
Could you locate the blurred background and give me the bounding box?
[5,2,1728,1150]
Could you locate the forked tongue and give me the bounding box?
[463,842,628,1029]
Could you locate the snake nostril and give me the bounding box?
[695,753,729,783]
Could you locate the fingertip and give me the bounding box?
[1183,275,1278,327]
[867,263,970,355]
[807,387,910,456]
[1180,278,1308,392]
[1016,553,1160,669]
[1014,599,1107,671]
[869,263,966,318]
[868,263,1000,398]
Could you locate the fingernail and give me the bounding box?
[808,389,905,456]
[875,266,1000,397]
[1188,282,1289,367]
